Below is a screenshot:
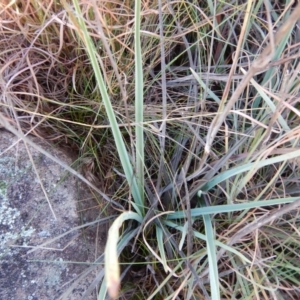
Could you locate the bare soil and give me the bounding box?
[0,130,108,300]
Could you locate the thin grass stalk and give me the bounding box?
[68,0,144,215]
[134,0,145,207]
[156,0,167,192]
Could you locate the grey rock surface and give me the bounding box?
[0,130,107,300]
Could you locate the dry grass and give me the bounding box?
[1,0,300,299]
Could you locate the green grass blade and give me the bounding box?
[190,69,221,103]
[179,221,189,250]
[156,226,168,273]
[241,68,290,132]
[134,0,145,202]
[261,24,294,86]
[166,197,299,219]
[203,214,220,299]
[98,276,107,300]
[201,148,300,192]
[70,0,144,215]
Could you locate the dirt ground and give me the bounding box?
[0,130,109,300]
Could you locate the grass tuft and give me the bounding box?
[1,1,300,299]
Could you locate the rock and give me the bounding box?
[0,130,106,300]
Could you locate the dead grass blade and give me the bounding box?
[205,2,300,154]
